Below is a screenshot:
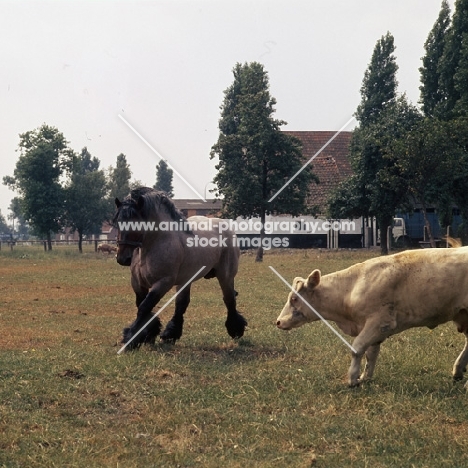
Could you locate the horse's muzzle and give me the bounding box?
[116,254,132,266]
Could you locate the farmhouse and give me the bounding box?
[284,130,353,215]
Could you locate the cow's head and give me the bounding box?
[276,269,321,330]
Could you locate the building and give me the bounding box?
[284,131,353,215]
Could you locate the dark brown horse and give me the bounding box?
[113,187,247,350]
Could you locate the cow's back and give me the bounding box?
[336,247,468,331]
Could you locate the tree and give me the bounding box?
[3,124,72,250]
[108,153,131,201]
[64,148,109,253]
[395,117,461,246]
[154,160,174,197]
[8,197,29,238]
[437,0,468,118]
[355,32,399,126]
[329,33,401,255]
[448,117,468,241]
[211,62,316,261]
[419,0,452,117]
[0,210,10,236]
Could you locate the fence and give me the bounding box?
[0,239,117,251]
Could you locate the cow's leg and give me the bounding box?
[349,319,387,387]
[217,276,247,339]
[122,278,174,350]
[360,343,381,382]
[160,284,191,343]
[453,331,468,381]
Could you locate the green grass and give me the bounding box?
[1,246,467,467]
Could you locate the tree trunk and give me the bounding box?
[47,231,52,251]
[255,210,266,262]
[78,231,83,253]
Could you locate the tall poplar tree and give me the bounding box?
[419,0,452,117]
[438,0,468,118]
[154,160,174,197]
[108,153,131,202]
[211,62,316,261]
[328,33,403,255]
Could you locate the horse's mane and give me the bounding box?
[136,188,187,223]
[113,186,187,224]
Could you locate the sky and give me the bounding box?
[0,0,455,221]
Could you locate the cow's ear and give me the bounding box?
[306,269,321,290]
[292,277,304,292]
[115,198,121,208]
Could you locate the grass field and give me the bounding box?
[1,245,468,467]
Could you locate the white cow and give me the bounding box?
[276,247,468,387]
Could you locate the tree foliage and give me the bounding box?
[8,197,29,238]
[437,0,468,118]
[3,124,72,250]
[355,32,399,126]
[154,160,174,197]
[419,0,452,117]
[0,210,10,236]
[108,153,131,202]
[329,33,402,254]
[211,62,316,261]
[64,148,109,253]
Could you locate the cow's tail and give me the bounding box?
[443,236,463,248]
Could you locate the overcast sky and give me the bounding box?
[1,0,454,221]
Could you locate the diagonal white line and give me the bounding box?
[268,116,356,203]
[269,266,356,353]
[117,266,207,354]
[118,114,207,202]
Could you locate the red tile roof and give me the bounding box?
[284,131,353,214]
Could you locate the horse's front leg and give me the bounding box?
[122,278,174,350]
[160,284,191,343]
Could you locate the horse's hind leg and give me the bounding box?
[218,278,247,339]
[160,284,191,344]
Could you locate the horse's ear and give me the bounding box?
[115,198,121,208]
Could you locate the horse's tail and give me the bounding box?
[443,236,463,248]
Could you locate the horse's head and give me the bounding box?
[113,196,145,266]
[113,187,189,266]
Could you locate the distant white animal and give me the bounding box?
[97,243,117,254]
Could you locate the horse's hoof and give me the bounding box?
[160,336,177,345]
[160,320,183,343]
[348,379,361,388]
[120,338,141,351]
[225,314,248,339]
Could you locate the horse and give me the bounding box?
[113,187,247,350]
